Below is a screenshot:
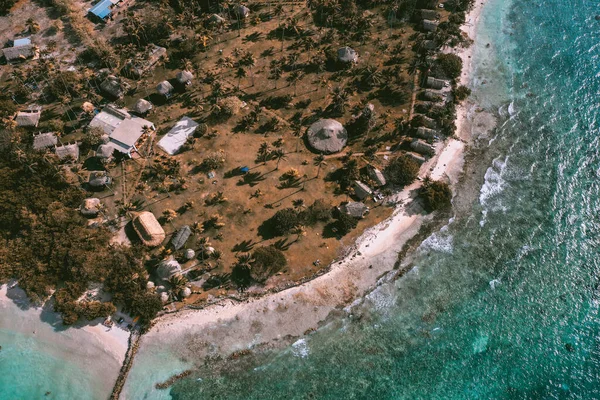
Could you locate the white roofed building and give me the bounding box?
[157,116,199,155]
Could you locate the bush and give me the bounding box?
[250,246,287,282]
[270,208,300,236]
[300,199,332,225]
[421,180,452,211]
[0,99,16,119]
[334,212,358,236]
[385,155,420,187]
[436,54,463,79]
[0,0,17,16]
[453,85,471,102]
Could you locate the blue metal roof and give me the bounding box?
[89,0,113,19]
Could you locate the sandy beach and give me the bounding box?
[0,284,130,397]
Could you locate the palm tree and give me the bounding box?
[240,51,256,86]
[291,225,306,242]
[313,154,327,178]
[269,60,283,88]
[272,148,287,170]
[235,67,247,90]
[286,70,304,96]
[167,274,189,299]
[257,142,271,164]
[329,86,350,115]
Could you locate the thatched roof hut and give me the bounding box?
[156,81,174,96]
[100,75,126,99]
[55,143,79,161]
[423,19,439,32]
[171,225,191,250]
[88,171,111,187]
[420,9,439,20]
[132,211,165,247]
[353,181,372,200]
[33,132,57,150]
[337,46,358,63]
[16,107,41,127]
[3,38,36,62]
[235,4,250,18]
[307,119,348,154]
[209,14,226,24]
[176,70,194,85]
[96,144,115,159]
[416,126,440,141]
[156,257,182,281]
[341,202,369,219]
[410,139,435,156]
[80,198,101,217]
[132,99,153,114]
[426,77,448,90]
[405,152,427,165]
[423,89,443,102]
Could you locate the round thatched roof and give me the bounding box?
[306,119,348,154]
[156,80,174,95]
[176,70,194,84]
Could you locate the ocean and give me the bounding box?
[5,0,600,398]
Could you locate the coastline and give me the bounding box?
[121,2,491,396]
[0,284,130,398]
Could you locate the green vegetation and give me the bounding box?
[0,0,16,16]
[436,53,463,80]
[384,155,420,187]
[250,246,287,283]
[420,180,452,211]
[453,85,472,102]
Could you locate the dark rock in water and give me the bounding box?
[595,15,600,20]
[565,343,574,352]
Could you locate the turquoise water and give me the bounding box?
[157,0,600,398]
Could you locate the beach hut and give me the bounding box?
[368,167,387,187]
[423,19,439,32]
[156,81,174,97]
[306,119,348,154]
[353,181,372,200]
[156,257,182,281]
[88,0,120,21]
[171,225,192,250]
[132,211,165,247]
[235,4,250,19]
[337,46,358,63]
[132,99,153,114]
[88,171,112,188]
[405,152,427,165]
[419,115,437,129]
[15,106,42,127]
[416,126,440,141]
[341,202,369,219]
[100,75,127,99]
[96,143,115,160]
[55,143,79,161]
[423,89,443,102]
[420,9,439,20]
[426,77,448,90]
[33,132,57,150]
[410,139,435,156]
[176,70,194,85]
[3,37,36,62]
[80,198,101,217]
[157,116,199,155]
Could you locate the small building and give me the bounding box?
[132,211,165,247]
[156,257,182,281]
[423,89,443,102]
[405,152,427,165]
[209,14,226,25]
[422,40,437,50]
[125,44,167,78]
[368,167,387,187]
[15,106,42,127]
[419,115,437,129]
[33,132,57,150]
[341,202,369,219]
[423,19,439,32]
[88,171,112,188]
[96,143,115,160]
[420,9,439,20]
[353,180,373,200]
[132,99,153,115]
[89,104,155,156]
[337,46,358,63]
[3,37,36,62]
[176,70,194,86]
[156,81,174,97]
[171,225,191,250]
[157,116,199,155]
[235,4,250,19]
[80,198,101,217]
[410,139,435,156]
[100,75,127,99]
[88,0,121,22]
[426,77,448,90]
[416,126,440,141]
[306,119,348,154]
[55,143,80,161]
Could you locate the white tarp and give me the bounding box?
[157,116,199,155]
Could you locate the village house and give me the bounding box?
[88,0,123,22]
[353,181,373,200]
[156,81,174,97]
[426,77,449,90]
[340,202,370,219]
[410,139,435,156]
[132,211,166,247]
[176,70,194,86]
[89,104,155,157]
[125,44,167,78]
[337,46,358,63]
[157,116,199,155]
[15,105,42,128]
[55,143,80,161]
[423,19,439,32]
[171,225,192,250]
[416,126,440,141]
[368,167,387,187]
[2,37,37,63]
[100,75,129,99]
[32,132,58,151]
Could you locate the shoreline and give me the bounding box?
[120,2,491,395]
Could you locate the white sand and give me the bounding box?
[0,284,130,389]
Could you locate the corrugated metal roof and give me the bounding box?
[89,0,113,19]
[157,116,198,155]
[13,38,31,47]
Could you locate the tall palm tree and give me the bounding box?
[313,154,327,178]
[235,67,247,90]
[273,148,287,170]
[329,86,350,115]
[286,70,304,96]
